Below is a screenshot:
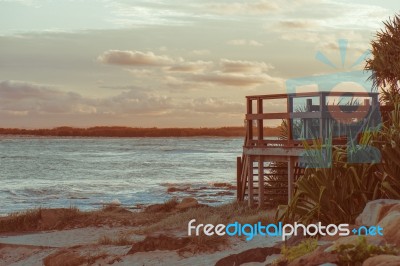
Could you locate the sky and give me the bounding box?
[0,0,398,128]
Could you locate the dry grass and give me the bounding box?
[137,201,275,234]
[43,249,108,266]
[0,209,42,232]
[98,235,135,246]
[0,207,85,233]
[0,200,276,255]
[0,201,278,257]
[136,201,275,254]
[143,197,179,213]
[0,205,168,233]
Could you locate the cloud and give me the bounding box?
[227,39,263,47]
[220,59,273,73]
[187,98,244,114]
[96,50,282,89]
[125,68,154,77]
[191,49,210,55]
[167,61,212,73]
[0,80,174,116]
[98,90,173,115]
[0,80,89,114]
[105,1,195,27]
[179,59,279,87]
[0,79,274,127]
[191,72,281,87]
[277,19,318,29]
[266,1,389,33]
[206,1,279,15]
[99,85,143,91]
[97,50,174,66]
[98,50,213,73]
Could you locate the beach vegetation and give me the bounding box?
[279,238,318,263]
[137,201,274,234]
[334,236,399,265]
[365,14,400,101]
[0,126,282,137]
[98,235,134,246]
[277,14,400,225]
[277,138,382,224]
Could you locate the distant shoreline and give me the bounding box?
[0,126,281,138]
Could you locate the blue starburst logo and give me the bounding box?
[315,39,370,70]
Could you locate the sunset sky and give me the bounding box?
[0,0,398,128]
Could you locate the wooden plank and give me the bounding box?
[287,96,293,141]
[327,105,370,112]
[288,157,295,203]
[243,147,304,157]
[249,139,317,145]
[253,166,288,169]
[246,98,253,141]
[323,111,369,119]
[246,113,289,120]
[306,99,312,112]
[247,192,289,196]
[246,91,378,100]
[236,156,242,201]
[246,93,289,100]
[320,93,326,140]
[240,155,248,201]
[246,106,370,120]
[257,98,263,142]
[247,138,348,148]
[248,157,254,207]
[250,180,289,183]
[258,156,264,208]
[322,91,378,97]
[290,112,321,119]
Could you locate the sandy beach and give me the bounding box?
[0,200,281,266]
[0,228,280,265]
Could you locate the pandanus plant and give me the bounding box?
[277,13,400,225]
[277,129,382,224]
[375,101,400,198]
[365,13,400,198]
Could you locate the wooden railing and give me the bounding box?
[245,91,380,145]
[237,91,383,203]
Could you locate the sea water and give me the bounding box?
[0,137,243,215]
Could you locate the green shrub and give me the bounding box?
[281,238,318,263]
[334,236,399,266]
[277,137,382,224]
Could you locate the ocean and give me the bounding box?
[0,137,243,215]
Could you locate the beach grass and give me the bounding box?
[0,205,163,233]
[0,207,84,233]
[0,200,276,254]
[137,201,275,234]
[97,235,135,246]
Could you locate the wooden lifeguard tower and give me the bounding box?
[236,91,381,207]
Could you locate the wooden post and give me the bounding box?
[319,93,326,141]
[306,98,312,111]
[247,98,253,142]
[258,156,264,208]
[287,95,293,141]
[237,156,242,201]
[305,99,312,138]
[288,157,295,203]
[257,98,263,145]
[248,157,254,207]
